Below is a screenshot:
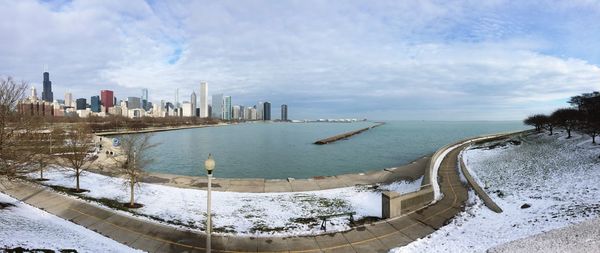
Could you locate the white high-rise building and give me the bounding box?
[64,92,72,107]
[232,105,240,120]
[182,102,193,117]
[30,87,38,101]
[212,94,224,119]
[249,107,257,120]
[244,107,252,120]
[190,92,197,117]
[256,102,264,120]
[200,82,208,118]
[120,100,128,117]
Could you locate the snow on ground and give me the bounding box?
[0,192,143,252]
[489,217,600,253]
[392,131,600,252]
[31,168,422,236]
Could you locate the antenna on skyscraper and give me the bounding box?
[43,64,48,72]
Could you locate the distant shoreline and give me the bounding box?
[94,122,230,136]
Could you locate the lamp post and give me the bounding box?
[204,154,215,253]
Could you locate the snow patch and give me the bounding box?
[392,131,600,252]
[30,169,422,236]
[0,192,142,252]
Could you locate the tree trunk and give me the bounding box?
[39,166,44,180]
[593,135,597,144]
[567,129,571,138]
[76,169,80,191]
[129,181,135,207]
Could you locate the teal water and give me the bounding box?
[142,121,527,179]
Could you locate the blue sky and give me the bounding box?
[1,0,600,120]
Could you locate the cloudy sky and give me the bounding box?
[2,0,600,120]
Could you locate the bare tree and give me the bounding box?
[59,123,96,192]
[581,121,600,144]
[29,127,65,181]
[551,108,582,138]
[0,76,28,179]
[536,114,555,135]
[111,133,157,207]
[568,91,600,110]
[524,114,547,132]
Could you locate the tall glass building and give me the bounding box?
[42,72,53,102]
[91,96,101,112]
[263,102,271,120]
[211,94,223,119]
[223,96,232,120]
[281,104,288,121]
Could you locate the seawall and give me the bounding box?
[314,122,385,145]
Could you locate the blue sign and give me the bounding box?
[112,138,121,147]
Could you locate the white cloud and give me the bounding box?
[1,0,599,120]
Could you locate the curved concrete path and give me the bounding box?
[137,156,429,193]
[0,144,471,253]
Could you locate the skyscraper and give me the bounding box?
[256,102,264,120]
[190,92,197,117]
[182,102,194,117]
[263,102,271,120]
[281,104,288,121]
[76,98,86,110]
[175,88,180,108]
[212,94,223,119]
[64,92,72,107]
[100,90,114,112]
[128,97,141,109]
[232,105,240,120]
[41,72,53,102]
[30,87,37,100]
[239,105,245,120]
[91,96,101,112]
[200,82,208,118]
[141,88,149,110]
[224,96,232,120]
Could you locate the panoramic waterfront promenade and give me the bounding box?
[0,132,518,252]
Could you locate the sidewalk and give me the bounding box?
[0,144,469,253]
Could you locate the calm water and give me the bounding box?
[141,121,526,179]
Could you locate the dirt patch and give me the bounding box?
[123,202,144,209]
[0,202,16,209]
[141,175,170,184]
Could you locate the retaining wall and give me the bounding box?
[381,130,529,218]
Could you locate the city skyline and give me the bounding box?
[24,70,289,121]
[2,1,600,120]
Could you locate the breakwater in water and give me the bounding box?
[313,122,385,145]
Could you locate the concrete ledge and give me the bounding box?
[459,151,503,213]
[382,187,434,219]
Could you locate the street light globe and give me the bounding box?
[204,153,215,175]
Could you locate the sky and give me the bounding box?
[1,0,600,120]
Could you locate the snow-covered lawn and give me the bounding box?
[0,192,142,252]
[30,168,421,236]
[392,131,600,252]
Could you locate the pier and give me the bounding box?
[313,122,385,145]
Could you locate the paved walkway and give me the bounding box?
[0,144,469,253]
[139,156,429,193]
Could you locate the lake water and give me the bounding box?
[142,121,527,179]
